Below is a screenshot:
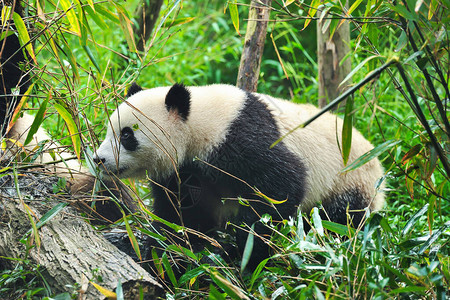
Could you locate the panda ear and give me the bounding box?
[165,83,191,121]
[127,82,143,98]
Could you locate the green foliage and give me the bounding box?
[1,0,449,298]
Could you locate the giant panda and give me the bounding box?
[93,82,385,267]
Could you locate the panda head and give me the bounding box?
[94,83,192,180]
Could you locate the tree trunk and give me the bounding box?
[236,0,272,92]
[133,0,164,52]
[0,173,162,299]
[317,10,351,109]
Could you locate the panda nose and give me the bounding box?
[93,156,105,165]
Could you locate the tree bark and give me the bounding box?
[0,173,162,299]
[317,9,351,109]
[236,0,272,92]
[133,0,164,52]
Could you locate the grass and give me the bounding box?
[1,0,449,298]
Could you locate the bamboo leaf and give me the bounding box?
[401,204,429,236]
[53,103,81,159]
[23,203,68,239]
[151,249,164,277]
[22,202,41,248]
[348,0,364,15]
[241,223,255,272]
[12,12,36,64]
[418,221,450,254]
[139,202,184,232]
[82,45,101,73]
[90,281,116,298]
[229,1,239,35]
[322,220,356,237]
[162,253,178,287]
[123,215,141,261]
[341,140,401,172]
[254,190,287,204]
[7,82,35,134]
[340,55,379,87]
[60,0,81,36]
[304,0,321,29]
[24,94,49,145]
[179,266,207,286]
[209,269,248,300]
[1,6,12,27]
[114,3,137,52]
[342,96,353,166]
[312,207,324,236]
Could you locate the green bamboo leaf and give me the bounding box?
[24,94,49,145]
[23,203,68,239]
[123,215,141,261]
[322,220,356,237]
[312,207,324,236]
[114,3,137,52]
[208,284,226,300]
[115,279,123,300]
[54,103,81,159]
[140,204,184,232]
[418,221,450,254]
[166,244,197,261]
[304,0,321,29]
[82,45,101,73]
[348,0,364,15]
[341,139,401,172]
[12,12,36,64]
[61,38,80,83]
[179,266,207,286]
[241,223,255,272]
[151,249,164,276]
[162,253,178,287]
[0,30,14,42]
[401,204,429,236]
[60,0,81,36]
[84,4,108,30]
[162,17,195,28]
[229,1,239,35]
[249,257,269,290]
[339,55,379,87]
[209,269,248,300]
[395,30,408,52]
[94,4,119,24]
[428,0,438,20]
[342,96,353,166]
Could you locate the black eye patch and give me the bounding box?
[120,127,139,151]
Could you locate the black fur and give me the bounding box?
[126,82,143,98]
[120,126,139,151]
[150,92,307,268]
[165,83,190,120]
[321,189,368,228]
[0,0,30,136]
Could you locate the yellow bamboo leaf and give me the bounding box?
[54,103,81,159]
[90,281,116,299]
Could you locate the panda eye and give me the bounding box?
[121,128,132,139]
[120,127,139,151]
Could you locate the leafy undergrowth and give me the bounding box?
[126,205,448,299]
